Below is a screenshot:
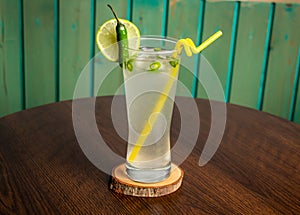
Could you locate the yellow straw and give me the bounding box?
[128,30,223,162]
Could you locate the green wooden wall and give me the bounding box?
[0,0,300,124]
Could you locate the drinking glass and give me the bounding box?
[122,36,181,183]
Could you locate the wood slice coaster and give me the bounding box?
[109,163,184,197]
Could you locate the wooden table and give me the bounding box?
[0,96,299,214]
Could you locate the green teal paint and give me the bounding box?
[196,0,205,47]
[90,0,96,97]
[214,26,220,33]
[285,4,293,12]
[71,23,77,31]
[284,34,288,41]
[148,0,159,6]
[127,0,133,21]
[192,0,205,98]
[257,3,275,110]
[19,0,25,109]
[161,0,169,37]
[225,1,240,103]
[249,32,254,40]
[289,47,300,121]
[0,21,3,48]
[35,17,41,27]
[54,0,59,102]
[0,21,3,36]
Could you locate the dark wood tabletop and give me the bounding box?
[0,96,299,214]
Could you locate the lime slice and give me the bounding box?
[96,18,140,62]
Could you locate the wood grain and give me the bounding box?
[109,163,184,197]
[0,96,299,214]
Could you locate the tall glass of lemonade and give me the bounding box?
[123,36,181,183]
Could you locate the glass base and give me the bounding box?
[126,163,171,183]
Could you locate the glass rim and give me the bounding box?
[125,35,180,55]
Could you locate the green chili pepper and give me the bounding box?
[148,62,161,72]
[169,59,179,68]
[107,4,128,68]
[127,59,134,72]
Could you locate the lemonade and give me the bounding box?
[123,41,180,182]
[95,8,222,183]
